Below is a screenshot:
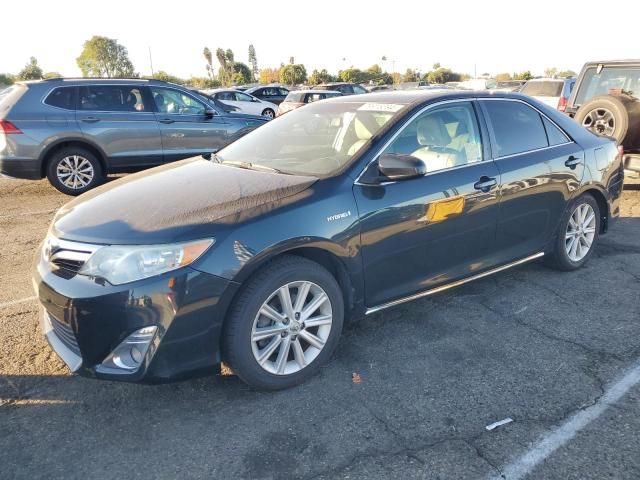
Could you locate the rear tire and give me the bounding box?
[223,255,344,390]
[46,147,104,196]
[544,193,600,271]
[262,108,275,119]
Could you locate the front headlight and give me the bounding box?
[78,239,214,285]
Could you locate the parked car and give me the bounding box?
[0,78,268,195]
[34,90,624,390]
[459,78,498,90]
[191,90,240,114]
[520,78,575,111]
[276,89,342,116]
[202,88,278,118]
[565,60,640,175]
[244,85,290,105]
[398,81,429,90]
[367,85,394,93]
[314,82,368,95]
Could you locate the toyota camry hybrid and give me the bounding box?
[33,90,624,389]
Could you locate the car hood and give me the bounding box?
[52,158,317,244]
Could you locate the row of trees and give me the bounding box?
[0,36,578,88]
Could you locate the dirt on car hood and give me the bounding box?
[51,158,317,244]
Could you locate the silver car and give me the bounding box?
[0,78,268,195]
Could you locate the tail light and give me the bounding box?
[617,145,624,157]
[0,120,22,134]
[557,96,568,112]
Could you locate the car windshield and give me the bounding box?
[521,81,563,97]
[574,66,640,105]
[217,100,406,176]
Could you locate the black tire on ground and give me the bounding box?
[262,108,275,119]
[46,147,104,196]
[544,193,601,271]
[222,255,344,390]
[574,95,640,148]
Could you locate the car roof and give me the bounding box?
[245,85,287,92]
[583,59,640,66]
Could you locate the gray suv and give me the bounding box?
[0,78,268,195]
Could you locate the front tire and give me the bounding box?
[223,255,344,390]
[46,147,104,195]
[545,194,600,271]
[262,108,275,119]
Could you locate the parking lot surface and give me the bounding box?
[1,176,639,479]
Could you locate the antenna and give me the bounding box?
[148,47,154,76]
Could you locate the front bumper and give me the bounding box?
[34,259,240,383]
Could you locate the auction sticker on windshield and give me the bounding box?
[357,103,405,113]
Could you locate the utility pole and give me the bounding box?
[148,47,154,76]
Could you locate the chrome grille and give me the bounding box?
[45,237,100,274]
[48,312,81,356]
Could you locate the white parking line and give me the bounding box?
[0,209,56,220]
[491,359,640,480]
[0,296,37,309]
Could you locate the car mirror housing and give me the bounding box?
[204,108,216,118]
[378,153,427,181]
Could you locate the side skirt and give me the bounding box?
[365,252,544,315]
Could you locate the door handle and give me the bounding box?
[565,155,581,169]
[80,116,99,123]
[158,118,174,124]
[474,176,497,192]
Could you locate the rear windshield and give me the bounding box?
[521,81,563,97]
[0,84,26,112]
[574,66,640,105]
[284,92,304,102]
[218,100,407,176]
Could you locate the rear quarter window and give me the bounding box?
[44,87,76,110]
[483,100,549,157]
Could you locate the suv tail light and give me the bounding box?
[0,120,22,134]
[557,97,568,112]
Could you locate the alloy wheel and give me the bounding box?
[565,203,597,262]
[263,109,274,119]
[56,155,94,190]
[251,281,332,375]
[581,108,616,137]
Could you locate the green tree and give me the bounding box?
[215,48,228,84]
[495,72,512,81]
[17,57,43,80]
[248,44,258,81]
[150,71,185,84]
[203,47,214,80]
[77,36,135,78]
[43,72,63,79]
[308,69,335,85]
[544,67,558,78]
[432,62,441,70]
[557,69,577,78]
[232,62,252,85]
[279,64,307,86]
[0,73,14,85]
[187,76,220,89]
[402,68,419,82]
[338,67,368,84]
[425,67,461,84]
[513,70,533,80]
[259,68,280,84]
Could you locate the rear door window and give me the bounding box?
[575,66,640,105]
[79,85,146,112]
[44,87,76,110]
[483,100,548,157]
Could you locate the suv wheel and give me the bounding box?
[46,147,104,195]
[575,95,640,147]
[223,255,344,390]
[545,193,600,271]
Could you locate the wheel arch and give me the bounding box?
[39,137,108,177]
[577,185,610,233]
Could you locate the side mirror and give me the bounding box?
[204,108,216,118]
[378,153,427,180]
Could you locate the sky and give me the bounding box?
[3,0,640,79]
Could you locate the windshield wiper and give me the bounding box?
[223,160,282,174]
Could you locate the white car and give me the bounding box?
[520,78,576,111]
[201,89,278,119]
